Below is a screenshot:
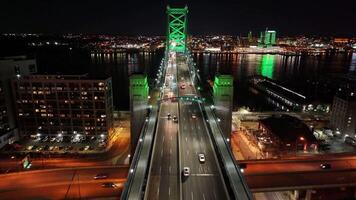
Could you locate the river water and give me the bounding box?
[194,52,356,111]
[36,48,356,111]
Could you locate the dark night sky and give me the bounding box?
[0,0,355,37]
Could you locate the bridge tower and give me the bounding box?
[213,75,233,144]
[129,74,149,161]
[166,6,188,53]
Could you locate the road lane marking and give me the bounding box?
[191,192,194,200]
[187,150,189,155]
[203,193,206,200]
[169,187,171,196]
[161,149,163,157]
[163,136,165,143]
[191,173,215,176]
[169,166,171,173]
[170,148,172,155]
[185,137,187,142]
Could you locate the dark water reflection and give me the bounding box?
[194,52,356,111]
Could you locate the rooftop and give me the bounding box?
[259,114,317,143]
[15,74,111,81]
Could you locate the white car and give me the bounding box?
[191,113,197,119]
[198,154,205,163]
[183,167,190,177]
[173,115,178,123]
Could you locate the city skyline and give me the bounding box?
[0,3,356,200]
[1,1,356,37]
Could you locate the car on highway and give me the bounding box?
[198,153,205,163]
[101,182,117,188]
[94,173,108,180]
[167,113,171,120]
[183,167,190,177]
[50,137,56,142]
[320,163,331,169]
[173,115,178,123]
[191,113,197,119]
[27,145,34,151]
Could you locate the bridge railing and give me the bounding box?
[121,104,158,200]
[122,55,169,200]
[204,105,253,200]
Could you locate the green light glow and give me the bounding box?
[167,6,188,52]
[130,74,149,101]
[260,54,275,79]
[258,29,277,48]
[213,75,233,101]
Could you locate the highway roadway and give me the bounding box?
[0,166,128,200]
[145,53,230,200]
[177,54,230,200]
[240,157,356,191]
[145,55,180,199]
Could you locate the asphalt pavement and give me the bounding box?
[145,56,180,200]
[177,55,230,200]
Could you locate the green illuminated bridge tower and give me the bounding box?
[213,75,234,142]
[166,6,188,53]
[122,6,251,200]
[129,74,149,159]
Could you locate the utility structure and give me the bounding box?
[213,75,234,144]
[166,6,188,53]
[129,74,149,161]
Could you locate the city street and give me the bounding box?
[0,166,128,200]
[0,119,130,173]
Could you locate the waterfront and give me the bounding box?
[36,48,356,111]
[195,52,356,111]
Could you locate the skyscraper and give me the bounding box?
[258,28,277,48]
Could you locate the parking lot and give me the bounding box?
[21,135,106,154]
